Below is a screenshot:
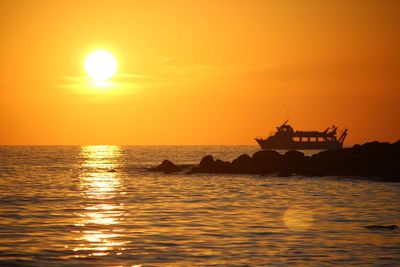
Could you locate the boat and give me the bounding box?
[255,120,348,150]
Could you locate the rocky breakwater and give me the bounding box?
[151,141,400,181]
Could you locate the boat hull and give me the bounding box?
[255,138,342,150]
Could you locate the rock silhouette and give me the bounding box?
[282,150,305,173]
[150,159,181,173]
[213,159,231,173]
[151,140,400,181]
[199,155,215,171]
[231,154,253,173]
[252,150,282,174]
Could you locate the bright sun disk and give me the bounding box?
[84,50,117,82]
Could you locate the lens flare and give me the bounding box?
[283,206,314,232]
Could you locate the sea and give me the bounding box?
[0,146,399,266]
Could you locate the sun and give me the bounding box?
[84,50,117,82]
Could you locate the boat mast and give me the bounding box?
[338,129,348,145]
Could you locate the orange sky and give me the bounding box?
[1,0,399,145]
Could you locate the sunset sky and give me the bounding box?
[1,0,399,145]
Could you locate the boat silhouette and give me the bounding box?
[256,120,348,150]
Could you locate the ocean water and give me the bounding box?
[0,146,399,266]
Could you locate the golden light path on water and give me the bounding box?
[73,146,129,259]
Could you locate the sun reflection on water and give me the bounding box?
[73,145,127,258]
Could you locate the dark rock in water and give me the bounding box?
[107,169,117,173]
[394,139,400,149]
[283,150,304,162]
[231,154,253,173]
[213,159,231,173]
[252,150,281,163]
[152,160,181,173]
[252,150,282,173]
[365,225,398,230]
[199,155,215,172]
[282,150,304,173]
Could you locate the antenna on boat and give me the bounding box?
[338,128,348,145]
[330,126,337,135]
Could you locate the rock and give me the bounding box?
[152,159,181,173]
[231,154,253,173]
[213,159,231,173]
[394,139,400,149]
[107,169,117,173]
[199,155,215,172]
[282,150,305,173]
[252,150,281,162]
[283,150,304,162]
[252,150,282,173]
